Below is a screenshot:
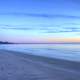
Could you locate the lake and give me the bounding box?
[0,44,80,62]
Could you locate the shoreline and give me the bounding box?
[1,49,80,71]
[0,49,80,80]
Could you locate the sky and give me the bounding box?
[0,0,80,43]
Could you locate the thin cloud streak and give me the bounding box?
[0,12,80,19]
[0,24,80,33]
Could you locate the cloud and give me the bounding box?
[0,12,80,19]
[44,23,80,33]
[0,25,32,30]
[0,22,80,33]
[45,29,80,33]
[0,24,58,30]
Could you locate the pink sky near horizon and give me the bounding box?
[1,35,80,43]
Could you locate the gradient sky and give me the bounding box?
[0,0,80,43]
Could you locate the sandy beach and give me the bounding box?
[0,50,80,80]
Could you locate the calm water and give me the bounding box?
[0,44,80,61]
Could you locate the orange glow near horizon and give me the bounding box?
[1,35,80,43]
[45,37,80,43]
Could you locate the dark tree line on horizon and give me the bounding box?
[0,41,12,44]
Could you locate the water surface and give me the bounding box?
[0,44,80,61]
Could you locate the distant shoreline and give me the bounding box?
[0,41,80,44]
[0,43,80,44]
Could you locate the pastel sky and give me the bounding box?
[0,0,80,43]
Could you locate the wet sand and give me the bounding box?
[0,50,80,80]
